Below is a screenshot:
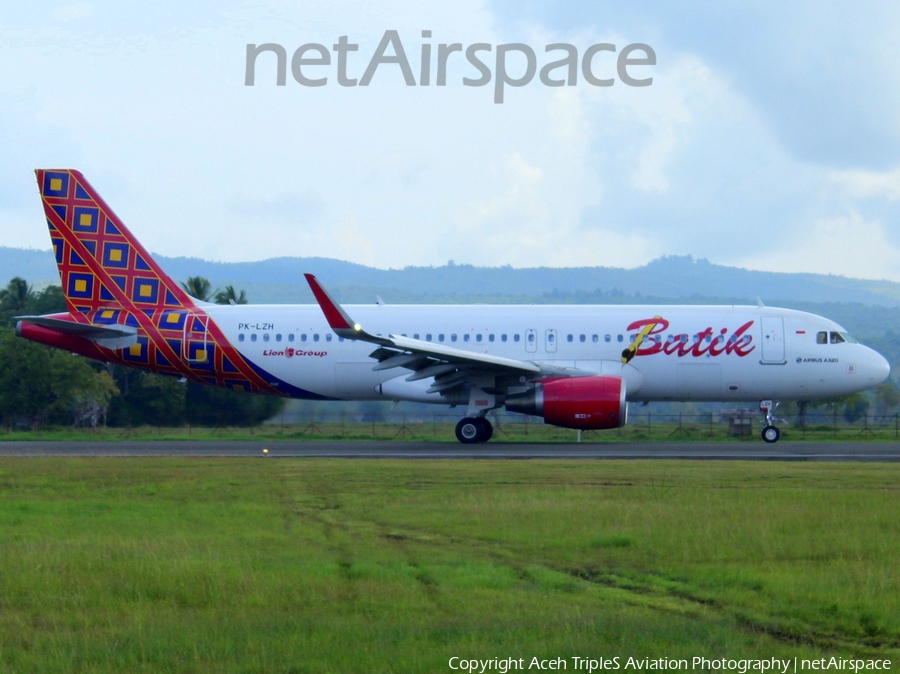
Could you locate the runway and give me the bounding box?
[1,440,899,460]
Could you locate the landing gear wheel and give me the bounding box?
[473,416,493,442]
[456,417,493,443]
[455,417,481,444]
[761,425,781,443]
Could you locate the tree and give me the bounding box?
[184,383,284,427]
[0,329,117,428]
[0,277,32,311]
[106,369,186,427]
[840,392,870,424]
[874,382,900,420]
[0,277,34,326]
[1,282,68,328]
[180,276,216,302]
[214,285,248,305]
[23,285,67,316]
[68,369,120,427]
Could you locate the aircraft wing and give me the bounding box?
[16,315,138,350]
[305,274,545,396]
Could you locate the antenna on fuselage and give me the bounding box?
[757,297,765,307]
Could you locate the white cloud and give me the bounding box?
[738,211,900,281]
[2,0,900,283]
[828,167,900,201]
[51,3,93,21]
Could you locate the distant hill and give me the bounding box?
[4,246,900,307]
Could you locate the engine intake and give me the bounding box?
[505,375,627,430]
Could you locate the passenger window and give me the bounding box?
[439,334,445,342]
[426,334,432,341]
[489,334,495,342]
[476,334,482,342]
[592,335,599,343]
[816,331,827,344]
[830,332,845,344]
[464,334,470,342]
[501,334,508,342]
[451,334,457,342]
[528,333,535,343]
[288,334,295,342]
[326,334,332,342]
[617,335,623,343]
[605,334,611,342]
[514,334,520,342]
[251,334,257,342]
[313,334,320,342]
[276,334,282,342]
[567,334,573,342]
[238,334,245,342]
[579,334,586,342]
[301,334,307,342]
[263,334,270,342]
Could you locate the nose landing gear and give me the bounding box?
[760,400,781,443]
[455,416,494,444]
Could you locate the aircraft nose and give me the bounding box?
[867,349,891,386]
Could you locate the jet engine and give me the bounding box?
[505,375,627,430]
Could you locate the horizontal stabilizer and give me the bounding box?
[16,315,138,350]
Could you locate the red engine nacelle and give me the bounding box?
[505,375,627,430]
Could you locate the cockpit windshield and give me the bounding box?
[817,330,858,344]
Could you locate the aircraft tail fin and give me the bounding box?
[35,169,196,317]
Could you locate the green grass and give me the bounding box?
[0,460,898,672]
[1,417,899,442]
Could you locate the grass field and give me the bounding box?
[1,416,899,442]
[0,459,898,673]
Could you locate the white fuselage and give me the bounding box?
[205,303,890,403]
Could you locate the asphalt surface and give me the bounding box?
[0,440,899,460]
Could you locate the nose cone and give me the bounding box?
[867,348,891,386]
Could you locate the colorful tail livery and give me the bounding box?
[19,169,290,395]
[17,169,890,442]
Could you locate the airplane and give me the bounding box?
[16,169,891,443]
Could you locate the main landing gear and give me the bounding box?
[455,416,493,444]
[760,400,781,443]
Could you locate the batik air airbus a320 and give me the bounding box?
[17,169,891,443]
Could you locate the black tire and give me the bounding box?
[473,417,493,442]
[455,417,480,444]
[761,425,781,443]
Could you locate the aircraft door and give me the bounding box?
[545,328,557,353]
[760,316,785,364]
[525,328,537,353]
[182,312,210,363]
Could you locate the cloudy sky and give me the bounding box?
[2,1,900,280]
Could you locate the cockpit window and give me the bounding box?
[840,331,857,344]
[816,331,827,344]
[830,331,845,344]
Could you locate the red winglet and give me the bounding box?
[304,274,354,331]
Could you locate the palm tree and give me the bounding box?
[180,276,216,302]
[0,277,33,312]
[214,285,248,305]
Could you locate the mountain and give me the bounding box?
[4,246,900,307]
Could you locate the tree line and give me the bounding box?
[0,277,281,430]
